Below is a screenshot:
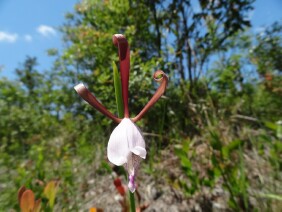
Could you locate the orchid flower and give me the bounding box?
[74,34,168,192]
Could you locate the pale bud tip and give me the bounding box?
[74,83,85,93]
[128,174,136,193]
[128,182,136,193]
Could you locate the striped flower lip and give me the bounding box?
[74,34,168,192]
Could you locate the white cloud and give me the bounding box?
[254,26,266,36]
[24,34,32,42]
[37,25,56,37]
[255,27,265,32]
[0,31,18,43]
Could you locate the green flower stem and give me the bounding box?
[129,192,136,212]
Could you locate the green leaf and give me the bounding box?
[222,139,243,158]
[113,61,124,118]
[257,193,282,201]
[264,121,277,131]
[210,131,222,150]
[44,181,58,209]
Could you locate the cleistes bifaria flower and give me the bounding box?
[74,34,168,192]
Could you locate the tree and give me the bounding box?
[144,0,254,89]
[249,22,282,120]
[55,0,255,134]
[251,22,282,76]
[15,56,43,97]
[57,0,164,128]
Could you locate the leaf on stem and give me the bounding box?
[113,61,124,118]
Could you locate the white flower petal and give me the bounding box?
[107,119,130,166]
[107,118,147,193]
[107,118,147,166]
[131,146,146,159]
[123,119,146,158]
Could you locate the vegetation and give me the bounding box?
[0,0,281,211]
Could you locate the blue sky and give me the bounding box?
[0,0,281,79]
[0,0,78,78]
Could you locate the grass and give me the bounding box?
[0,107,281,211]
